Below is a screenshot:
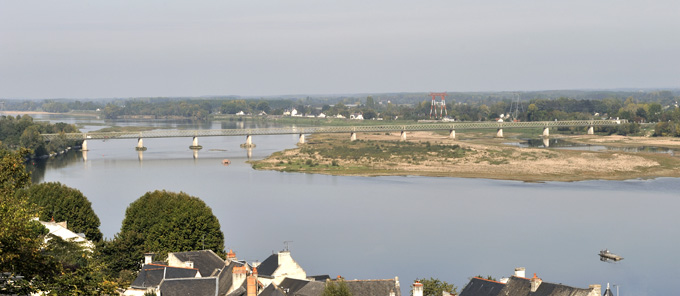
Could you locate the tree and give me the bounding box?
[412,278,457,296]
[322,279,352,296]
[18,182,103,242]
[366,96,375,109]
[103,190,225,274]
[0,148,60,294]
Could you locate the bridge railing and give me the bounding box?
[41,119,626,141]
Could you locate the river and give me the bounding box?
[28,115,680,296]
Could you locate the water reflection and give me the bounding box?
[510,138,680,156]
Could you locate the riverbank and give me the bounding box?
[251,131,680,182]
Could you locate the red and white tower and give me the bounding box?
[429,92,448,119]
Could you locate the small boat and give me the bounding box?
[222,159,231,165]
[599,249,623,261]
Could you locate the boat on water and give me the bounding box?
[599,249,623,261]
[222,159,231,165]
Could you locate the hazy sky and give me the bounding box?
[1,0,679,99]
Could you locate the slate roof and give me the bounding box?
[171,250,226,278]
[308,275,331,282]
[158,277,218,296]
[257,253,279,276]
[459,277,506,296]
[345,279,401,296]
[218,261,246,296]
[130,264,198,289]
[279,278,325,296]
[495,276,592,296]
[259,283,286,296]
[226,286,246,296]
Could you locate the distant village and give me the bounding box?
[44,218,617,296]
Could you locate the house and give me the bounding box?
[349,113,364,120]
[317,113,326,118]
[125,249,251,296]
[236,111,246,116]
[37,218,94,251]
[458,268,602,296]
[256,250,307,286]
[123,263,199,296]
[335,114,346,119]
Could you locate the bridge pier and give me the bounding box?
[81,140,89,151]
[449,130,456,139]
[400,131,407,141]
[496,128,504,138]
[138,150,144,162]
[298,134,305,144]
[192,149,199,159]
[240,135,256,148]
[190,136,203,150]
[542,127,549,137]
[82,150,88,161]
[587,126,594,135]
[350,132,357,141]
[135,138,147,151]
[542,137,550,148]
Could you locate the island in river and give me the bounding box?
[251,131,680,182]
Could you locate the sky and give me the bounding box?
[1,0,679,99]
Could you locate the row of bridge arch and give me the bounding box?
[80,126,596,151]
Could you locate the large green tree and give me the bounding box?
[18,182,103,242]
[412,278,457,296]
[0,148,60,294]
[103,190,225,275]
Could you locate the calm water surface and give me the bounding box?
[29,116,680,296]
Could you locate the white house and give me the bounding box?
[350,113,364,120]
[236,110,246,116]
[317,113,326,118]
[37,218,95,251]
[335,114,346,119]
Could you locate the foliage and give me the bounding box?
[300,140,467,162]
[102,190,225,275]
[0,115,81,157]
[18,182,103,242]
[322,279,353,296]
[39,235,118,295]
[412,277,457,296]
[0,148,59,294]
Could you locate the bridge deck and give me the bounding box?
[41,120,625,141]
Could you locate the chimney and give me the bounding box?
[229,266,248,294]
[227,249,237,261]
[144,253,155,265]
[413,281,424,296]
[588,284,602,296]
[514,267,526,278]
[185,261,194,268]
[247,267,258,296]
[530,273,542,292]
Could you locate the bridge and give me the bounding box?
[41,119,625,151]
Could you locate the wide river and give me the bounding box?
[29,115,680,296]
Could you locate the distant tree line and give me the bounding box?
[3,89,679,137]
[0,115,81,157]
